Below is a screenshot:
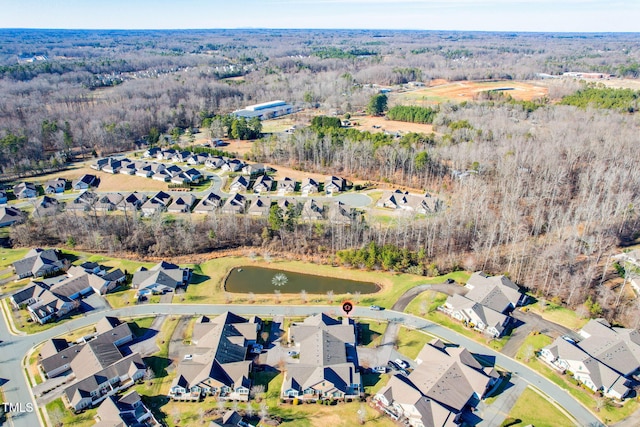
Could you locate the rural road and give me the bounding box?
[0,303,606,427]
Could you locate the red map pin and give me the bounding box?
[342,300,354,316]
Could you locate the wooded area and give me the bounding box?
[3,29,640,324]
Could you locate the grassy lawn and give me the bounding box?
[527,300,588,330]
[129,316,156,337]
[359,321,387,348]
[45,397,97,427]
[514,333,639,424]
[0,247,29,268]
[142,316,180,396]
[395,326,437,360]
[507,386,575,427]
[405,291,509,351]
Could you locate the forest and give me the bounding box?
[3,29,640,324]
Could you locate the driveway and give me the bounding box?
[77,293,111,313]
[391,282,467,311]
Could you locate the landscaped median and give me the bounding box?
[514,332,639,424]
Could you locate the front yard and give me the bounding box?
[506,386,575,427]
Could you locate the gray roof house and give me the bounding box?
[301,199,324,221]
[43,178,66,194]
[277,177,296,194]
[247,196,271,216]
[325,176,346,195]
[117,192,148,211]
[229,175,250,193]
[253,174,274,193]
[242,163,265,175]
[193,192,223,214]
[374,339,499,427]
[205,156,226,169]
[13,182,37,199]
[95,193,125,212]
[132,261,191,296]
[376,190,442,214]
[282,313,361,401]
[328,201,352,225]
[72,174,98,190]
[66,191,98,212]
[221,159,245,172]
[464,271,525,313]
[141,191,172,215]
[442,294,510,338]
[0,206,24,227]
[12,248,66,279]
[540,336,630,400]
[221,194,246,215]
[33,196,62,218]
[168,194,197,213]
[300,178,319,196]
[94,390,159,427]
[169,312,259,402]
[210,410,246,427]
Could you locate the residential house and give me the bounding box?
[242,163,265,176]
[188,153,209,165]
[253,175,273,193]
[143,147,161,158]
[247,197,271,216]
[301,199,324,221]
[374,339,499,427]
[49,265,112,297]
[72,174,98,191]
[277,198,296,211]
[134,162,154,178]
[102,269,127,288]
[540,336,631,400]
[165,164,183,175]
[328,201,352,225]
[282,313,361,401]
[102,158,122,174]
[43,178,66,194]
[0,189,7,204]
[168,194,197,213]
[28,292,78,325]
[158,149,177,160]
[117,192,148,211]
[170,171,190,185]
[578,318,640,377]
[34,196,61,218]
[91,158,110,171]
[184,168,203,182]
[300,178,319,196]
[12,248,66,279]
[210,410,248,427]
[229,175,250,193]
[95,193,125,212]
[221,159,244,173]
[141,191,172,215]
[168,312,259,402]
[66,191,98,212]
[376,190,442,214]
[464,271,526,313]
[94,390,159,427]
[193,192,223,214]
[0,206,24,227]
[173,151,193,163]
[325,176,346,195]
[118,159,137,175]
[441,294,510,338]
[205,156,226,170]
[221,194,246,215]
[132,261,191,297]
[151,169,171,182]
[13,182,37,199]
[277,177,296,195]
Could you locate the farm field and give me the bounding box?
[350,115,435,135]
[397,80,549,105]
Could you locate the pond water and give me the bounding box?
[224,265,379,294]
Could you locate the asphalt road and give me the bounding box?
[0,303,605,427]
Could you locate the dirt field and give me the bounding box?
[30,166,169,192]
[397,80,549,105]
[350,116,435,135]
[592,78,640,90]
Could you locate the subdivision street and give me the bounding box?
[0,303,604,427]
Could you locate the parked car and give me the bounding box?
[369,305,384,311]
[250,344,263,354]
[183,354,193,360]
[395,359,410,369]
[287,350,299,357]
[387,360,400,371]
[372,366,387,374]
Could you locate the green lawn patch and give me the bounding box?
[45,398,97,427]
[527,300,588,330]
[507,387,575,427]
[396,326,437,359]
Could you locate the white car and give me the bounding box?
[287,350,299,357]
[372,366,387,374]
[183,354,193,360]
[395,359,409,369]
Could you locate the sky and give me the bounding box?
[2,0,639,33]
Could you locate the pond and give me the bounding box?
[224,265,379,294]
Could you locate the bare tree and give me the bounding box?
[300,289,307,304]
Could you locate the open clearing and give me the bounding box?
[397,80,549,105]
[350,115,435,135]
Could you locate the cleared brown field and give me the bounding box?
[30,166,169,192]
[350,116,435,135]
[398,80,549,105]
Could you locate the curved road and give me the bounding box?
[0,303,605,427]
